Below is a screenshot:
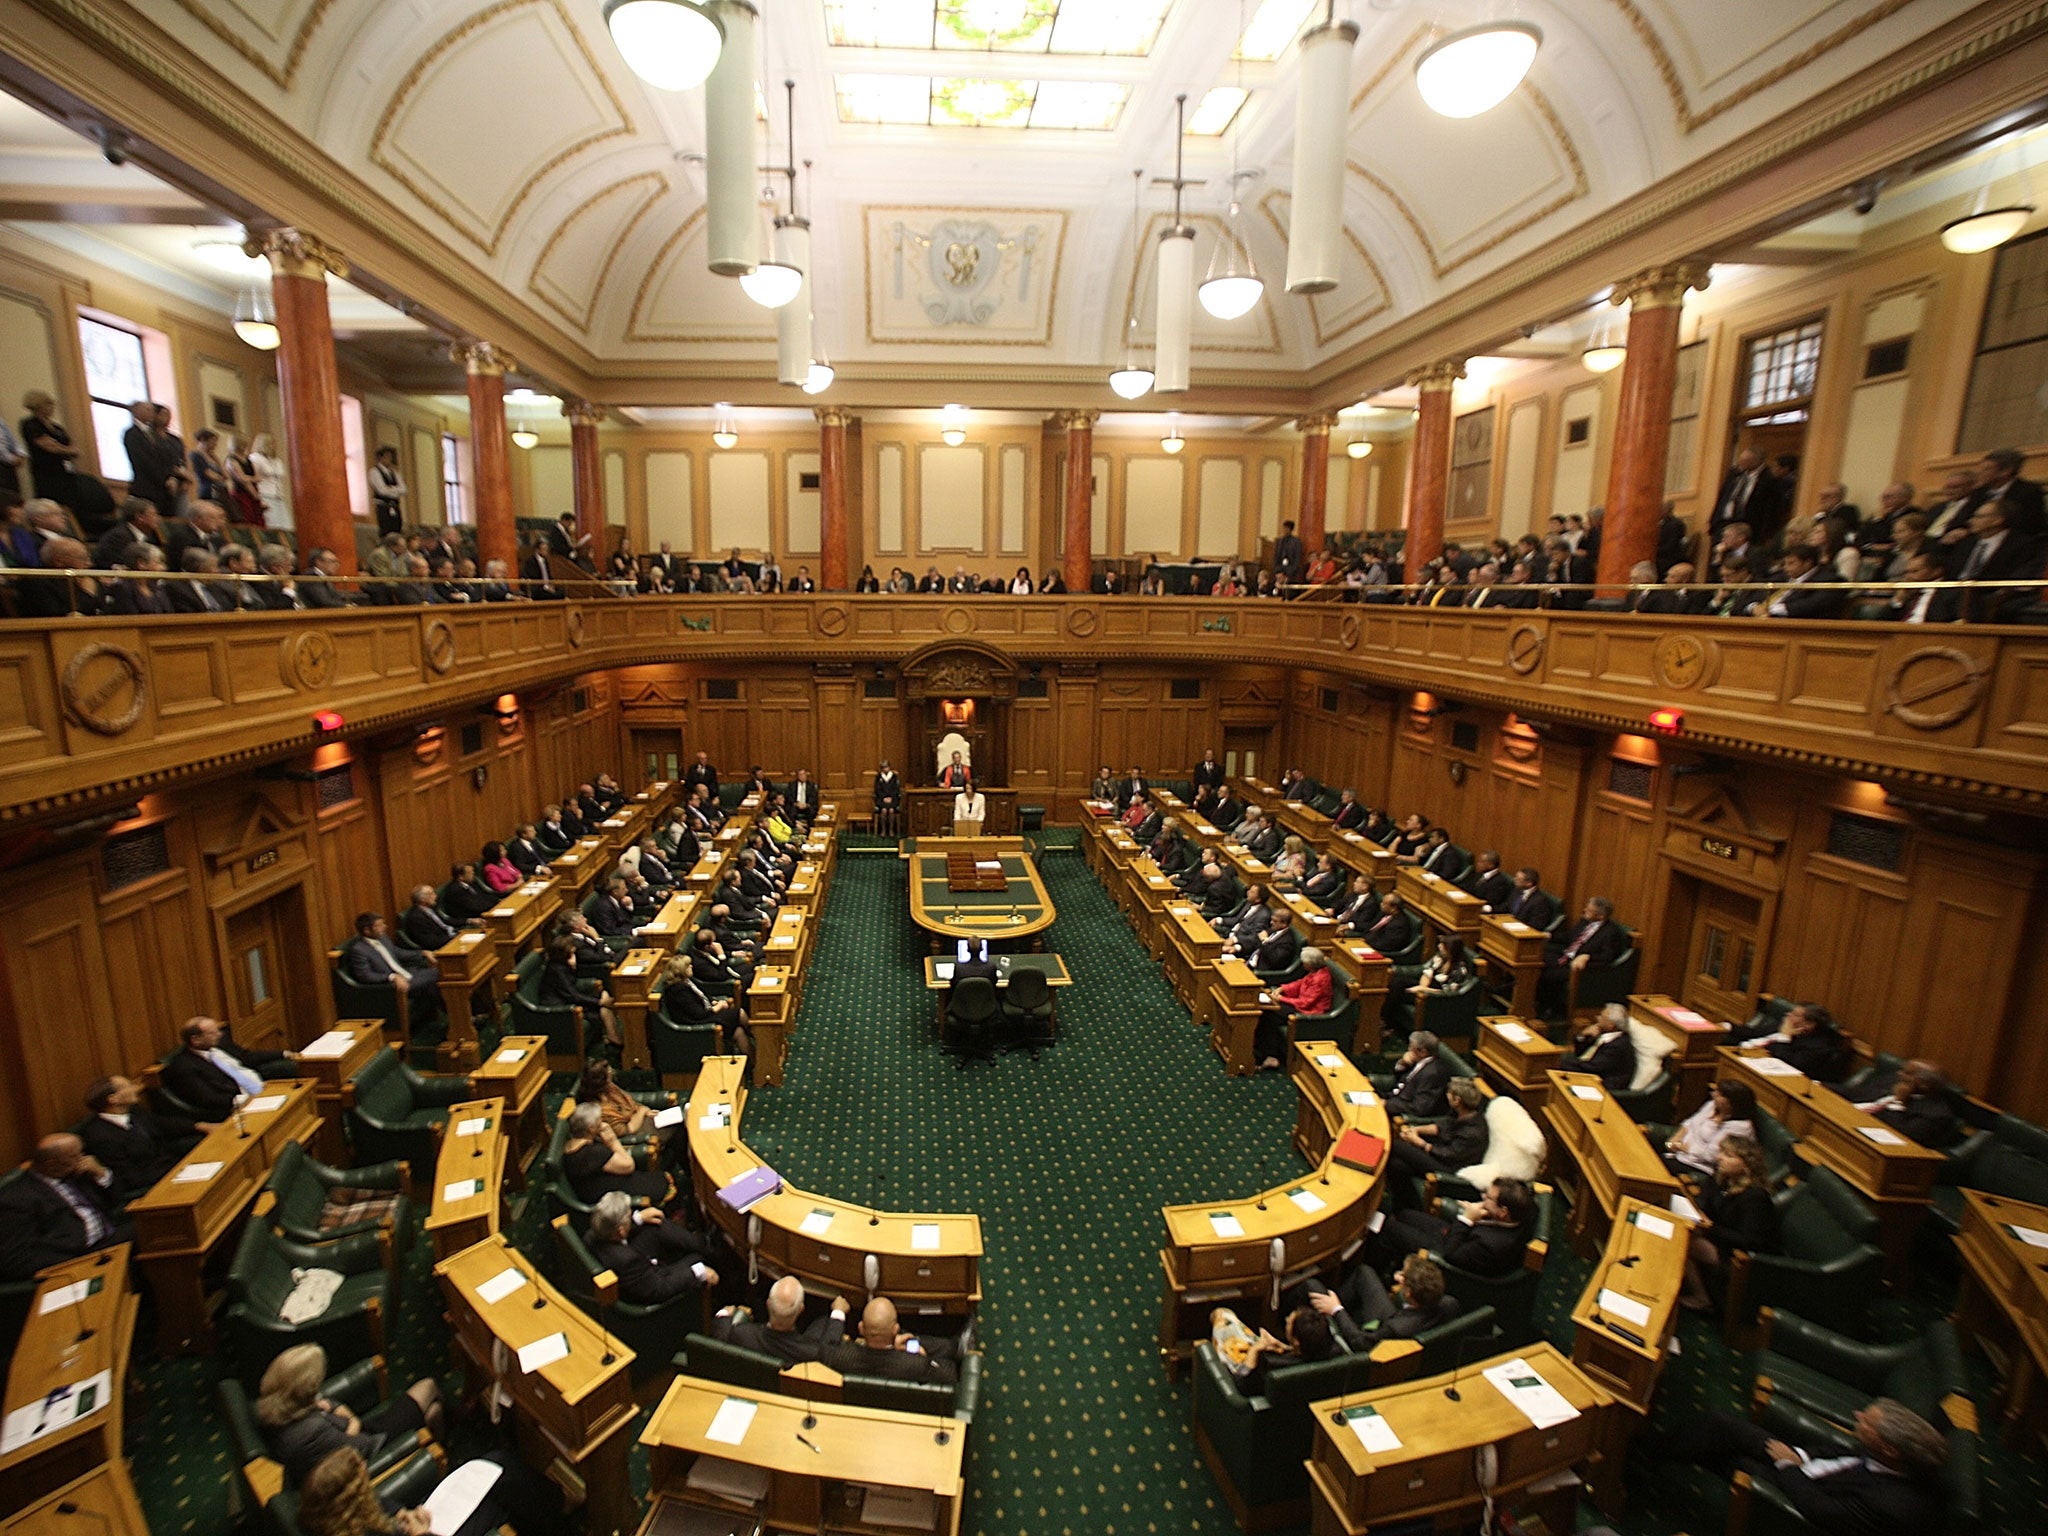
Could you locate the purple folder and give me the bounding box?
[716,1165,782,1213]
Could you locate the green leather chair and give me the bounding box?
[1611,1067,1677,1125]
[1190,1337,1383,1530]
[999,964,1057,1055]
[651,983,721,1086]
[221,1219,395,1391]
[329,962,403,1038]
[549,1214,699,1385]
[673,1331,982,1423]
[1724,1167,1884,1341]
[1285,958,1358,1054]
[0,1171,41,1371]
[1432,1183,1555,1348]
[943,976,1000,1063]
[507,948,587,1069]
[260,1140,412,1257]
[1930,1115,2048,1236]
[219,1354,429,1535]
[1308,786,1343,816]
[1566,924,1640,1016]
[1404,972,1489,1050]
[344,1047,471,1178]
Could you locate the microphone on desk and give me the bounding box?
[1442,1329,1493,1402]
[870,1167,885,1227]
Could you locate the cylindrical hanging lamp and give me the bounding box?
[703,0,759,276]
[776,219,812,385]
[1155,94,1194,394]
[1286,12,1358,295]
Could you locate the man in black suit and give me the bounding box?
[160,1016,288,1123]
[1682,1398,1946,1536]
[1375,1177,1535,1280]
[589,876,646,949]
[1294,1254,1461,1349]
[1210,787,1245,830]
[1361,893,1418,956]
[536,806,575,853]
[557,797,587,841]
[341,912,442,1021]
[0,1133,130,1280]
[507,823,551,875]
[1728,1002,1852,1083]
[1272,519,1305,589]
[1763,545,1847,619]
[1950,498,2045,623]
[1330,789,1365,830]
[786,768,820,824]
[1882,550,1959,624]
[1245,911,1301,978]
[1708,448,1787,549]
[1458,850,1514,910]
[1198,866,1243,922]
[1191,750,1224,795]
[440,863,498,923]
[1568,1005,1639,1091]
[683,751,719,803]
[1217,884,1272,953]
[1538,896,1626,1015]
[399,884,462,951]
[1417,828,1467,881]
[1381,1032,1452,1118]
[715,1274,849,1364]
[1502,868,1558,929]
[1854,1060,1961,1149]
[79,1076,201,1205]
[1241,811,1284,862]
[634,839,677,893]
[1117,766,1148,809]
[1389,1076,1490,1180]
[121,400,184,515]
[1301,855,1346,909]
[1965,446,2045,542]
[823,1295,959,1386]
[1329,875,1377,936]
[585,1192,719,1305]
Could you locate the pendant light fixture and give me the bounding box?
[1415,16,1542,120]
[941,403,968,448]
[604,0,723,92]
[511,425,540,450]
[1286,3,1357,295]
[233,284,280,350]
[774,134,814,387]
[1941,139,2035,254]
[1582,303,1626,373]
[1161,413,1185,455]
[1201,5,1265,321]
[703,0,759,276]
[712,406,737,450]
[1155,94,1195,394]
[1108,170,1155,399]
[803,323,835,396]
[1346,438,1371,459]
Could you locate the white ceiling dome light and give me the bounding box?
[1941,205,2034,254]
[1415,21,1541,120]
[604,0,724,92]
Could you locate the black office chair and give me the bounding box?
[945,976,999,1067]
[1000,966,1056,1057]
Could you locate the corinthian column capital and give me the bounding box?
[1614,260,1713,311]
[453,340,513,376]
[246,226,349,281]
[1407,361,1466,393]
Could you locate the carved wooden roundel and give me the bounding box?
[1339,614,1362,651]
[816,603,849,638]
[1065,607,1099,638]
[1886,647,1988,730]
[1653,633,1711,691]
[1505,624,1545,675]
[424,618,457,674]
[566,609,586,649]
[290,631,336,690]
[62,642,146,736]
[942,606,972,636]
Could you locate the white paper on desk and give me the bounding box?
[442,1178,485,1205]
[1670,1193,1704,1223]
[911,1223,942,1251]
[173,1160,223,1184]
[1495,1021,1533,1043]
[705,1396,758,1445]
[757,974,784,987]
[300,1031,354,1059]
[476,1267,527,1305]
[422,1458,504,1535]
[0,1368,111,1454]
[39,1276,102,1314]
[244,1094,286,1114]
[652,1104,685,1129]
[1344,1091,1379,1107]
[1341,1403,1402,1455]
[454,1117,490,1137]
[1749,1057,1803,1077]
[516,1331,568,1373]
[935,962,955,980]
[495,1048,526,1064]
[1598,1289,1653,1329]
[1630,1211,1677,1241]
[1483,1358,1580,1430]
[1258,992,1271,1004]
[2008,1225,2048,1249]
[1860,1125,1907,1147]
[1569,1085,1603,1102]
[1315,1053,1345,1069]
[1288,1188,1326,1213]
[800,1208,836,1236]
[1209,1212,1246,1239]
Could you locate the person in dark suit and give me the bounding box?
[1389,1076,1490,1180]
[683,751,719,802]
[1191,751,1224,795]
[0,1132,130,1279]
[1361,893,1418,955]
[951,937,1000,993]
[78,1075,201,1204]
[1272,519,1305,588]
[1949,497,2045,623]
[1330,789,1366,830]
[1217,884,1273,953]
[160,1015,288,1123]
[1292,1253,1461,1349]
[1681,1397,1947,1536]
[715,1275,849,1364]
[399,883,461,952]
[1458,850,1514,910]
[823,1295,959,1386]
[1245,911,1301,977]
[1966,446,2046,542]
[1417,828,1467,880]
[1763,545,1848,619]
[1117,767,1148,808]
[1538,897,1626,1015]
[1382,1032,1452,1119]
[507,824,551,875]
[440,862,499,923]
[1198,867,1244,922]
[1568,1005,1639,1091]
[1708,448,1788,549]
[1361,809,1396,845]
[1301,854,1345,908]
[1727,1001,1853,1083]
[341,913,441,1019]
[1854,1060,1961,1149]
[584,1192,719,1306]
[1241,812,1284,862]
[1502,868,1558,929]
[1329,875,1378,937]
[589,875,645,948]
[1209,788,1245,830]
[872,760,903,836]
[120,401,182,515]
[1374,1177,1535,1279]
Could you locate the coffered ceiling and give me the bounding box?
[0,0,2026,406]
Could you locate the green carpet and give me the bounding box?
[123,830,2046,1535]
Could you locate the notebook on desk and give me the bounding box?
[715,1165,783,1213]
[643,1497,754,1536]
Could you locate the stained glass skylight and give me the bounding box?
[825,1,1173,57]
[836,73,1130,129]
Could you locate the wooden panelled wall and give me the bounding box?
[0,677,621,1169]
[1280,671,2047,1111]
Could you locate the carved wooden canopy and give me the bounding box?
[898,640,1019,702]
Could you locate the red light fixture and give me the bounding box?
[1647,707,1684,734]
[312,710,344,733]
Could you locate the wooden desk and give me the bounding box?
[906,785,1016,837]
[1628,993,1730,1116]
[1158,1041,1389,1376]
[763,908,808,975]
[1197,956,1265,1077]
[126,1079,321,1353]
[1474,1016,1568,1112]
[905,838,1052,946]
[1395,866,1482,945]
[1329,939,1392,1058]
[609,948,667,1073]
[435,1234,637,1536]
[1480,913,1548,1019]
[0,1246,145,1533]
[639,1375,965,1536]
[289,1019,384,1163]
[550,837,610,907]
[484,878,562,989]
[468,1035,550,1185]
[684,850,728,895]
[781,862,824,917]
[1159,900,1225,1011]
[431,930,499,1070]
[1716,1046,1943,1272]
[1277,889,1339,951]
[745,967,796,1087]
[1274,799,1334,851]
[1542,1070,1681,1258]
[921,953,1071,989]
[1306,1342,1619,1534]
[1215,840,1276,894]
[636,891,700,955]
[1570,1196,1693,1414]
[686,1057,982,1317]
[424,1100,509,1261]
[1126,855,1179,954]
[1951,1188,2048,1443]
[1326,829,1396,893]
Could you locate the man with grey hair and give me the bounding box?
[713,1273,848,1364]
[164,546,229,613]
[104,542,170,616]
[163,498,228,572]
[220,543,263,609]
[1380,1031,1450,1118]
[1683,1396,1946,1532]
[300,547,353,609]
[252,544,300,609]
[584,1191,720,1307]
[1389,1075,1490,1179]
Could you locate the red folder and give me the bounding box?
[1332,1128,1386,1173]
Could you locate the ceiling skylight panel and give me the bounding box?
[824,1,934,48]
[824,2,1173,56]
[1234,0,1316,61]
[1047,0,1172,55]
[1028,79,1130,129]
[935,0,1058,52]
[836,72,935,124]
[1185,85,1248,136]
[931,76,1038,127]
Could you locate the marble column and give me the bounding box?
[1061,410,1098,594]
[251,228,354,571]
[564,399,606,557]
[1598,261,1712,587]
[816,406,852,590]
[1404,362,1463,576]
[458,342,516,574]
[1297,411,1338,553]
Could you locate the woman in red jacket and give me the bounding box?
[1257,945,1333,1069]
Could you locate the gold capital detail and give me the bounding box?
[815,407,855,429]
[562,399,607,427]
[453,340,512,376]
[1615,260,1712,311]
[1297,412,1338,436]
[1059,409,1101,432]
[246,227,349,281]
[1408,361,1465,392]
